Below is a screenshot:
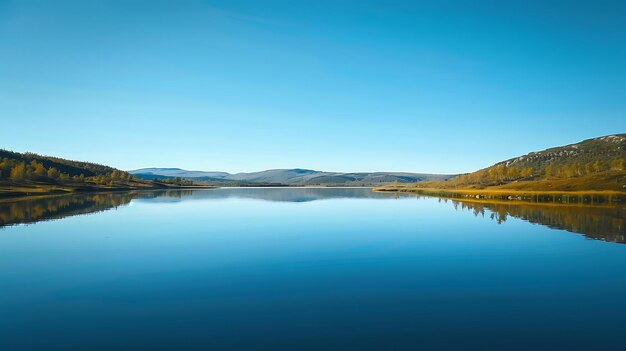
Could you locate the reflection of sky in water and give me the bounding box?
[1,189,626,350]
[1,189,623,243]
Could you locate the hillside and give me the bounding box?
[0,149,204,198]
[376,134,626,203]
[130,168,454,186]
[0,149,119,178]
[417,134,625,191]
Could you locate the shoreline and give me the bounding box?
[0,184,217,202]
[373,187,626,205]
[0,185,378,202]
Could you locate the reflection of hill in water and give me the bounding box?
[445,198,626,244]
[135,188,396,203]
[0,188,395,227]
[0,192,139,227]
[2,189,624,244]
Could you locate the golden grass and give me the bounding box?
[395,171,625,192]
[375,169,626,205]
[374,186,626,204]
[0,181,215,201]
[376,186,623,196]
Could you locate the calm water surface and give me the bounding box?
[1,188,626,350]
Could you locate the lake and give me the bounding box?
[1,188,626,350]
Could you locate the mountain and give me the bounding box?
[129,168,454,186]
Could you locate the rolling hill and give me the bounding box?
[0,149,119,178]
[0,149,204,198]
[447,133,626,191]
[376,134,626,201]
[130,168,455,186]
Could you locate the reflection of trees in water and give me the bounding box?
[0,190,196,227]
[9,189,621,244]
[136,190,194,199]
[0,192,136,227]
[0,188,395,227]
[442,197,626,244]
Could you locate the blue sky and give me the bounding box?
[1,0,624,173]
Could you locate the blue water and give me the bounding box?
[1,188,625,350]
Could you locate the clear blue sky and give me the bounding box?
[1,0,624,173]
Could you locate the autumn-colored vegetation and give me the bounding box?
[0,189,196,227]
[446,159,624,189]
[1,158,133,185]
[0,149,202,198]
[444,197,625,243]
[376,134,626,203]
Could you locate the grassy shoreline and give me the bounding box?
[373,186,626,205]
[0,182,216,201]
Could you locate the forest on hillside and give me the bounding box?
[0,147,140,184]
[0,149,195,197]
[447,135,626,189]
[453,158,625,186]
[0,157,133,185]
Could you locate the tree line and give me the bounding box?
[152,177,194,186]
[0,158,133,185]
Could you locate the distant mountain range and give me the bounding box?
[129,168,455,186]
